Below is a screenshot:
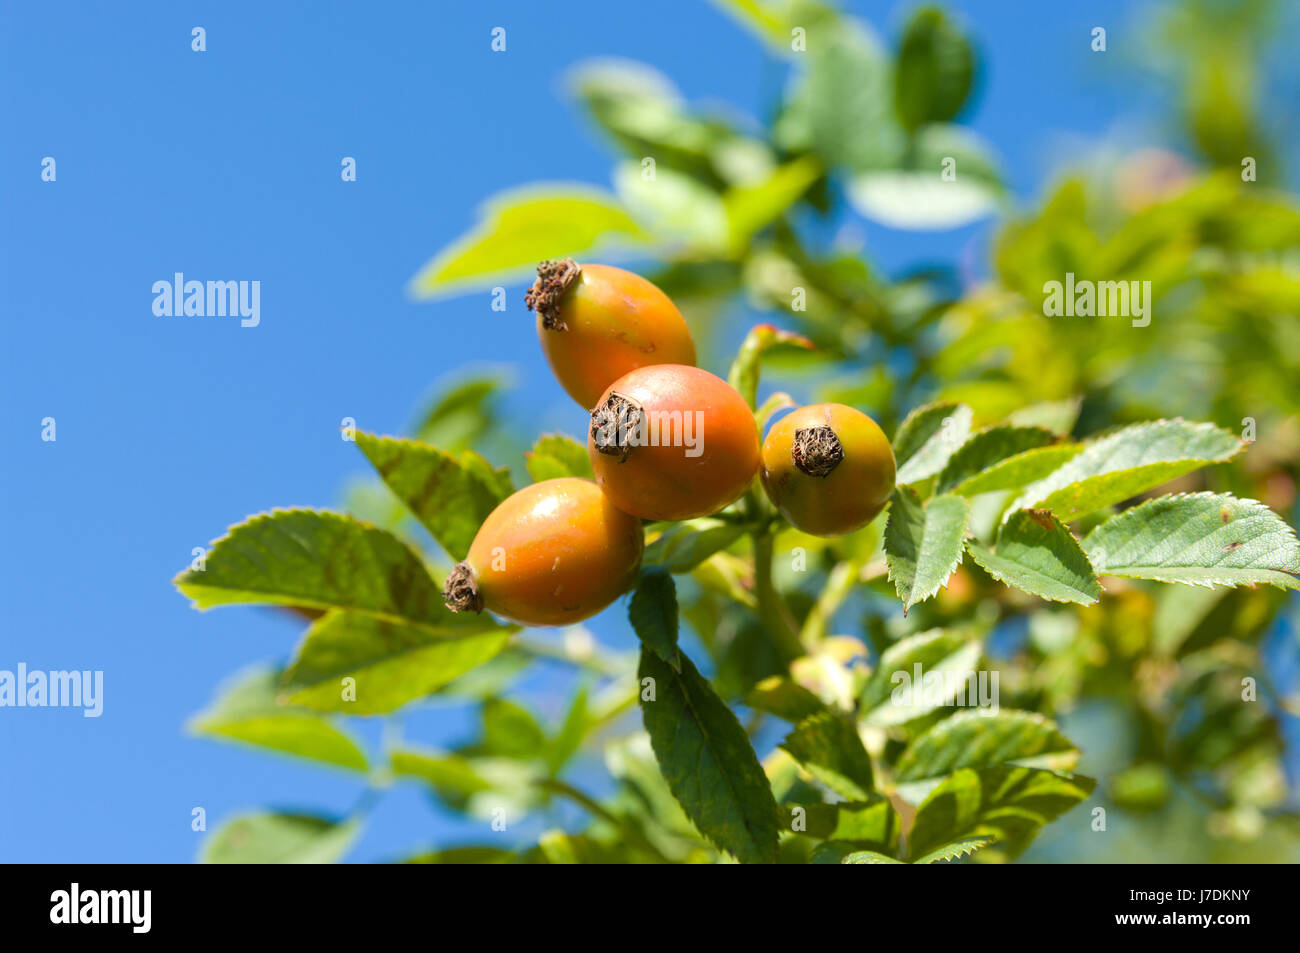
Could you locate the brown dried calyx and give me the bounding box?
[590,390,645,463]
[792,425,843,477]
[525,258,581,330]
[443,562,483,614]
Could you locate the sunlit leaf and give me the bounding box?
[355,432,512,562]
[1008,419,1244,521]
[1083,492,1300,590]
[908,765,1095,859]
[847,125,1002,230]
[860,630,982,726]
[884,487,970,610]
[408,186,647,299]
[281,610,511,715]
[525,433,594,482]
[202,813,361,864]
[189,668,368,771]
[966,509,1101,605]
[893,401,974,484]
[936,426,1059,494]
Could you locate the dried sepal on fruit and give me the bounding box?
[587,364,760,522]
[526,259,696,408]
[761,403,896,537]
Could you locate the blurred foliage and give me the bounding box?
[185,0,1300,863]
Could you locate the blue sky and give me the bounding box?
[1,0,1293,862]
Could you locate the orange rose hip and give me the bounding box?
[587,364,760,521]
[443,478,643,626]
[526,259,696,408]
[760,403,895,536]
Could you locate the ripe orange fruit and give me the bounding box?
[587,364,760,521]
[443,478,643,626]
[526,259,696,408]
[760,403,895,536]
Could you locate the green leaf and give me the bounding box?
[780,711,874,799]
[936,426,1059,494]
[390,748,495,797]
[403,846,517,864]
[884,488,970,611]
[708,0,840,55]
[524,433,593,482]
[355,432,511,562]
[781,19,903,171]
[847,125,1001,231]
[174,509,448,623]
[408,185,647,299]
[188,667,368,772]
[894,6,974,131]
[787,797,899,850]
[727,323,814,408]
[1005,397,1081,436]
[643,518,747,572]
[1008,419,1244,522]
[629,570,681,670]
[947,444,1083,497]
[638,647,780,863]
[1083,492,1300,590]
[840,848,905,864]
[745,676,827,722]
[860,629,982,726]
[482,698,548,758]
[544,686,593,775]
[894,710,1080,802]
[614,160,729,251]
[280,611,510,715]
[893,401,974,484]
[410,371,509,449]
[202,813,361,864]
[966,509,1102,605]
[908,765,1095,860]
[911,836,992,865]
[724,155,822,249]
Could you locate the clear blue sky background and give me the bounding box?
[2,0,1295,862]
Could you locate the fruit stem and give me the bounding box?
[752,530,805,664]
[745,486,804,664]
